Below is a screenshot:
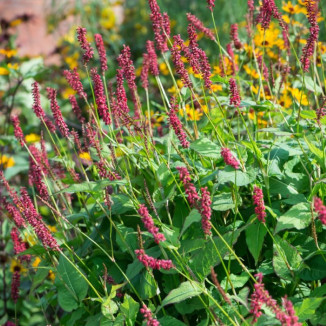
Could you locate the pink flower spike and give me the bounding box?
[168,97,189,149]
[94,33,108,73]
[140,304,160,326]
[11,115,24,147]
[253,186,266,223]
[11,270,20,303]
[138,204,165,244]
[200,187,212,236]
[314,197,326,224]
[207,0,215,11]
[135,249,174,270]
[63,68,86,99]
[176,166,200,206]
[76,26,94,64]
[47,88,70,138]
[229,78,241,107]
[221,147,240,170]
[186,13,215,41]
[91,68,111,125]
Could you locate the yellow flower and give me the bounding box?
[244,64,259,79]
[7,63,19,70]
[10,259,27,275]
[10,19,23,27]
[279,93,293,109]
[248,111,268,127]
[179,104,203,121]
[283,14,291,24]
[25,133,41,143]
[48,270,55,282]
[0,155,15,169]
[159,62,169,75]
[79,152,92,162]
[282,1,306,15]
[146,110,164,128]
[0,49,17,58]
[32,257,41,269]
[290,88,308,106]
[62,87,76,99]
[100,8,116,30]
[65,52,79,70]
[254,23,281,48]
[0,67,9,75]
[48,225,57,233]
[210,84,223,92]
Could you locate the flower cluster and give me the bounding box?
[20,188,59,251]
[138,204,165,244]
[135,249,174,270]
[11,115,24,147]
[76,26,94,64]
[32,82,55,132]
[186,13,215,41]
[313,197,326,224]
[148,0,170,52]
[253,186,267,223]
[146,40,159,77]
[230,24,242,49]
[171,35,192,88]
[168,97,189,148]
[94,33,107,73]
[47,88,70,138]
[200,187,212,236]
[300,0,320,72]
[10,227,29,260]
[91,68,111,125]
[2,199,26,228]
[140,304,160,326]
[207,0,215,11]
[229,78,241,107]
[250,273,301,325]
[221,147,240,170]
[11,269,20,303]
[176,166,200,206]
[63,68,86,99]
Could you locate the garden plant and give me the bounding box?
[1,0,326,325]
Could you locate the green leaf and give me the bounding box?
[190,138,220,158]
[300,110,317,120]
[120,294,140,326]
[273,236,302,281]
[212,193,235,211]
[56,254,89,312]
[210,75,229,84]
[190,228,243,279]
[58,179,126,194]
[220,272,250,289]
[110,195,134,214]
[300,255,326,281]
[304,135,323,161]
[246,219,267,265]
[218,168,256,187]
[116,224,137,253]
[159,316,187,325]
[101,298,118,321]
[275,203,311,233]
[161,281,203,307]
[295,297,324,321]
[134,270,157,300]
[180,209,201,236]
[304,76,323,95]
